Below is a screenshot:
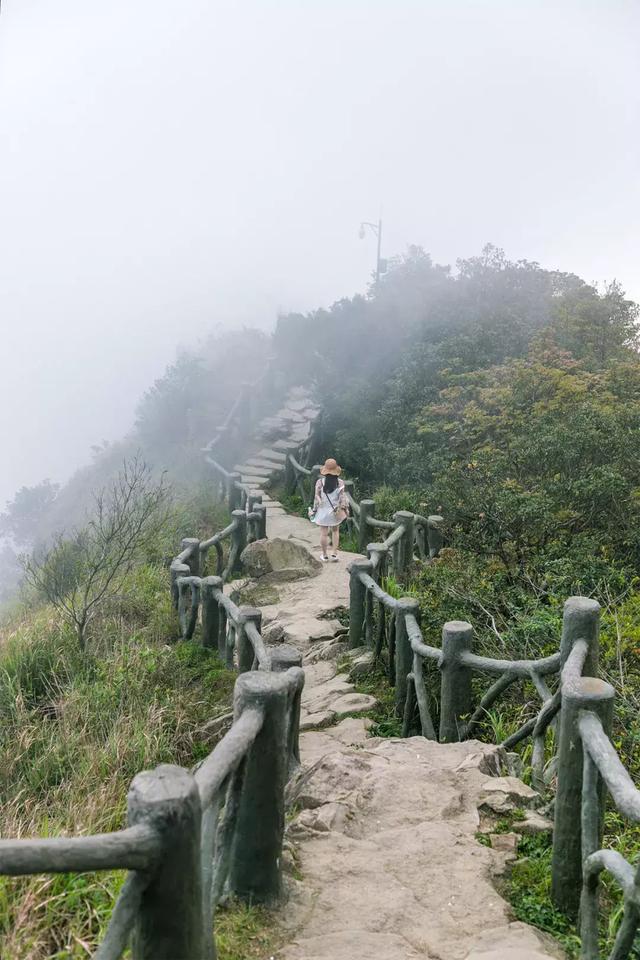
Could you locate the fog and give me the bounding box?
[1,0,639,510]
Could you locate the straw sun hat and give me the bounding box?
[320,458,342,476]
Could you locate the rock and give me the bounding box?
[455,744,506,778]
[289,802,349,838]
[513,810,553,835]
[230,582,280,606]
[478,777,539,814]
[304,637,348,663]
[488,832,518,856]
[262,620,285,644]
[348,650,375,680]
[240,537,322,582]
[331,692,377,718]
[300,709,335,731]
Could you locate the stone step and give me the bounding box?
[240,475,270,486]
[246,458,284,472]
[257,448,287,464]
[235,462,276,476]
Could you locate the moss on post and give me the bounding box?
[439,620,473,743]
[551,676,614,916]
[128,765,203,960]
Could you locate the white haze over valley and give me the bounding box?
[0,0,638,508]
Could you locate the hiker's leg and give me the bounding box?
[320,526,329,556]
[331,525,340,552]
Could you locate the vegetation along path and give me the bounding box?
[232,443,563,960]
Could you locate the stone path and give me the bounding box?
[232,391,565,960]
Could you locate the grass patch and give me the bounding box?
[215,902,281,960]
[0,549,236,958]
[505,834,580,957]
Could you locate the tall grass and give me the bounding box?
[0,490,241,958]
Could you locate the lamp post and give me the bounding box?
[359,219,385,284]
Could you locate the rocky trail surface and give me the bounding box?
[231,390,564,960]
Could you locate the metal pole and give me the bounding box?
[376,218,382,284]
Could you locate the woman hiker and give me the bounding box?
[310,458,349,562]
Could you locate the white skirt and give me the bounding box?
[313,502,343,527]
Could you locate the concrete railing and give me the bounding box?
[0,666,304,960]
[349,548,640,956]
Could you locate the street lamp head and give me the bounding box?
[358,225,365,240]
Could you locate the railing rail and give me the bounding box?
[0,666,305,960]
[347,540,640,956]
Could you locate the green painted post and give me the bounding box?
[129,765,203,960]
[227,473,242,512]
[358,500,375,554]
[551,676,614,916]
[393,511,415,579]
[230,510,247,574]
[439,621,473,742]
[560,596,600,676]
[228,672,289,904]
[348,558,372,649]
[201,576,222,652]
[427,515,444,559]
[395,598,419,718]
[237,607,262,673]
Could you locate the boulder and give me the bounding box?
[241,537,322,582]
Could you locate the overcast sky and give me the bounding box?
[0,0,638,508]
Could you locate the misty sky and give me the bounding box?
[1,0,639,509]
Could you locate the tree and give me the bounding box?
[0,479,59,546]
[23,457,168,650]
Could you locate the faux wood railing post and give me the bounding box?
[128,764,203,960]
[177,577,200,641]
[237,607,262,673]
[439,620,473,742]
[228,672,289,903]
[349,559,373,648]
[358,500,375,554]
[551,676,614,916]
[201,576,223,653]
[227,473,242,512]
[393,511,415,579]
[270,648,304,776]
[427,515,444,559]
[230,510,247,574]
[180,538,200,577]
[170,561,190,610]
[395,598,419,718]
[284,455,295,495]
[560,596,600,676]
[255,503,267,540]
[310,465,321,505]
